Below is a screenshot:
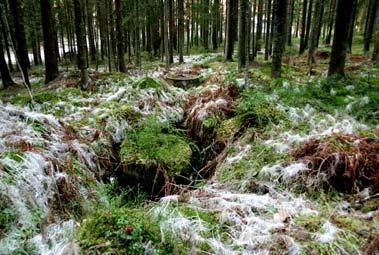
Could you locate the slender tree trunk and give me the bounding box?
[238,0,248,69]
[178,0,184,63]
[271,0,288,78]
[299,0,308,54]
[0,24,14,88]
[255,0,264,55]
[41,0,59,83]
[308,0,324,65]
[265,0,272,60]
[164,0,170,68]
[363,0,379,53]
[8,0,31,87]
[373,28,379,64]
[347,0,358,53]
[0,13,13,71]
[300,0,313,54]
[115,0,126,72]
[325,0,336,45]
[287,0,294,46]
[226,0,237,60]
[328,0,355,78]
[212,0,220,50]
[73,0,89,89]
[86,0,97,63]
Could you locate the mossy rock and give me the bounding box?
[132,77,164,90]
[120,120,192,177]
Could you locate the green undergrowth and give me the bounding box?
[274,76,379,126]
[293,210,373,255]
[219,138,290,185]
[237,90,288,130]
[77,185,174,255]
[11,87,89,107]
[120,118,192,177]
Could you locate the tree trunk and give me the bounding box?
[0,12,13,71]
[328,0,355,78]
[255,0,264,55]
[238,0,248,69]
[265,0,272,60]
[373,28,379,64]
[299,0,308,54]
[0,24,14,88]
[271,0,288,78]
[308,0,324,65]
[86,0,97,63]
[347,0,358,53]
[41,0,59,83]
[168,0,174,63]
[225,0,237,61]
[363,0,379,53]
[115,0,126,72]
[300,0,313,54]
[325,0,336,45]
[73,0,89,89]
[8,0,31,87]
[178,0,184,63]
[212,0,220,50]
[164,0,170,68]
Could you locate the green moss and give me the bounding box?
[120,119,192,176]
[216,116,242,140]
[294,213,323,233]
[220,140,289,184]
[236,90,287,130]
[133,77,165,90]
[78,206,172,254]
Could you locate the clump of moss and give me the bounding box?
[236,91,286,129]
[216,116,242,140]
[120,119,192,177]
[133,77,165,90]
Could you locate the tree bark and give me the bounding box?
[0,23,14,88]
[308,0,324,65]
[73,0,89,89]
[8,0,31,87]
[265,0,272,60]
[328,0,355,78]
[178,0,184,63]
[238,0,248,69]
[363,0,379,53]
[115,0,126,72]
[299,0,308,54]
[225,0,237,61]
[271,0,288,78]
[41,0,59,83]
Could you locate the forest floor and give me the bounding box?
[0,48,378,255]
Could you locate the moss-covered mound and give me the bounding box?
[118,119,192,195]
[236,90,286,129]
[132,77,165,90]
